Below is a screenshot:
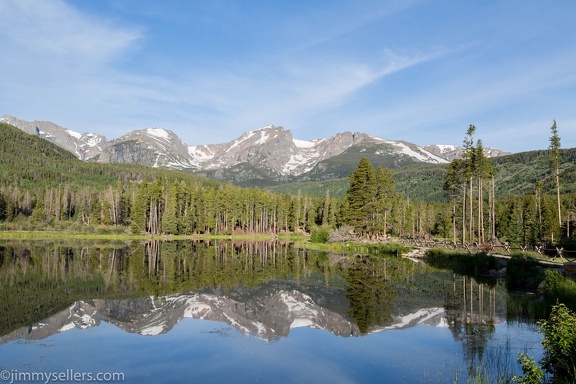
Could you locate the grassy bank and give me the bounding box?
[297,241,411,256]
[0,230,293,242]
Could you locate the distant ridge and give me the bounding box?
[1,115,510,185]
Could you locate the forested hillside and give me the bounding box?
[492,149,576,196]
[269,149,576,203]
[0,122,332,235]
[1,121,575,249]
[0,122,217,190]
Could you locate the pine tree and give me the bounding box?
[444,158,466,243]
[131,180,149,234]
[374,166,396,237]
[162,184,179,234]
[534,180,544,243]
[474,139,494,243]
[549,120,562,236]
[463,125,476,243]
[322,189,331,226]
[345,158,376,235]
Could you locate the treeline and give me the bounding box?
[1,155,575,247]
[1,121,576,246]
[0,180,336,235]
[0,166,445,239]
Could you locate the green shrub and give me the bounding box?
[543,270,576,309]
[310,226,330,243]
[506,254,544,291]
[424,249,497,278]
[539,303,576,381]
[515,353,544,384]
[366,243,411,257]
[513,303,576,383]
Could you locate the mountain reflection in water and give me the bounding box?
[0,239,541,382]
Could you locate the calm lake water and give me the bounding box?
[0,240,543,383]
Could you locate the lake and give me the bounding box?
[0,240,543,383]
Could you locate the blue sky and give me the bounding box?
[0,0,575,152]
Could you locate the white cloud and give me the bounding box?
[0,0,573,152]
[0,0,142,66]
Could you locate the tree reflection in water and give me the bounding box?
[0,239,518,360]
[445,274,502,377]
[344,254,396,334]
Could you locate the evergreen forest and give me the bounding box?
[1,121,576,249]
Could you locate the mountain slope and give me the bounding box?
[298,140,446,182]
[0,121,216,189]
[424,144,511,161]
[0,115,105,160]
[191,127,448,182]
[269,148,576,202]
[3,116,450,184]
[5,115,533,194]
[94,128,196,170]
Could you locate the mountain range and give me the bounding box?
[0,115,510,185]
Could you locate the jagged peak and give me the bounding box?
[3,115,511,180]
[242,125,287,139]
[122,127,176,140]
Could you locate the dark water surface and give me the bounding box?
[0,240,542,383]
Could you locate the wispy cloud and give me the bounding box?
[0,0,141,66]
[0,0,574,152]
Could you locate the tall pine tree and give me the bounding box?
[549,120,562,236]
[345,158,376,235]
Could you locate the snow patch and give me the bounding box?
[290,319,315,329]
[397,143,448,163]
[253,321,267,335]
[283,154,308,174]
[78,314,96,329]
[227,131,257,152]
[145,128,170,140]
[38,130,55,139]
[189,145,215,161]
[255,131,269,145]
[81,134,103,147]
[184,303,212,319]
[292,138,315,148]
[66,129,82,139]
[59,322,76,332]
[382,308,445,330]
[140,325,165,336]
[436,144,459,151]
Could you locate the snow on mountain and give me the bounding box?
[188,127,449,178]
[378,307,446,332]
[424,144,511,161]
[0,290,498,345]
[145,128,171,140]
[0,291,359,343]
[1,115,106,160]
[369,136,447,164]
[66,129,82,140]
[95,127,197,170]
[3,115,514,181]
[293,138,316,148]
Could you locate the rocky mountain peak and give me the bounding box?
[2,115,511,184]
[95,127,194,169]
[1,114,106,160]
[424,144,511,161]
